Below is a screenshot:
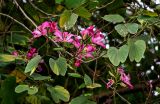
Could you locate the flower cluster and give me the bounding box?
[26,47,37,59]
[117,67,134,89]
[32,21,106,67]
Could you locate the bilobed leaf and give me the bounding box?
[74,7,91,19]
[118,45,129,63]
[65,13,78,30]
[15,85,28,93]
[65,0,86,9]
[24,55,42,75]
[57,57,67,76]
[59,10,71,28]
[107,47,120,66]
[84,74,92,86]
[47,86,70,103]
[102,14,124,23]
[49,58,59,75]
[49,57,67,76]
[126,23,139,34]
[115,24,128,37]
[69,95,96,104]
[128,40,146,62]
[27,86,38,95]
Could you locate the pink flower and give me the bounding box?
[54,30,74,43]
[12,51,18,56]
[117,67,134,89]
[32,21,58,38]
[91,31,106,48]
[106,79,114,89]
[72,36,82,48]
[26,47,37,59]
[74,59,82,67]
[80,26,94,38]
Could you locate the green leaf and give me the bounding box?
[65,13,78,30]
[49,58,59,75]
[24,55,42,75]
[31,73,51,80]
[84,74,92,86]
[7,34,29,45]
[86,83,101,89]
[115,24,128,37]
[69,95,96,104]
[47,86,70,103]
[55,0,64,4]
[59,10,71,28]
[107,45,129,66]
[15,85,28,93]
[0,54,20,62]
[126,23,139,34]
[128,40,146,62]
[74,7,91,19]
[102,14,124,23]
[65,0,86,9]
[28,86,38,95]
[49,57,67,76]
[68,73,82,78]
[107,47,120,66]
[118,45,129,63]
[0,77,18,104]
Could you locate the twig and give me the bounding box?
[96,0,116,10]
[0,13,32,33]
[28,0,52,16]
[13,0,37,27]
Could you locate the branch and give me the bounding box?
[96,0,116,10]
[0,13,32,33]
[13,0,37,27]
[28,0,52,16]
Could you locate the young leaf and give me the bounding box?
[115,24,128,37]
[86,83,101,89]
[47,86,70,103]
[24,55,42,75]
[84,74,92,86]
[102,14,124,23]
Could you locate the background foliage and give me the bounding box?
[1,0,160,104]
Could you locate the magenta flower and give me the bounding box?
[106,79,114,89]
[12,51,18,56]
[26,47,37,59]
[117,67,134,89]
[32,21,58,38]
[91,32,106,48]
[72,36,82,48]
[54,30,74,43]
[80,26,94,38]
